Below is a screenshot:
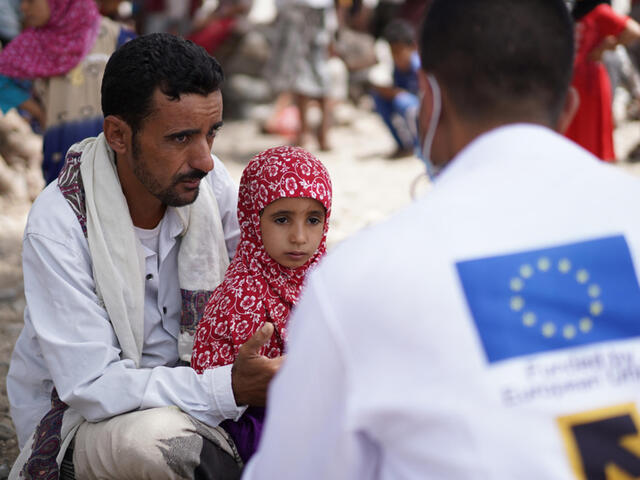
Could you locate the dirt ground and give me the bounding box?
[0,103,639,476]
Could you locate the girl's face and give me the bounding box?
[21,0,51,28]
[260,197,326,269]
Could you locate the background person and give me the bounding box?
[245,0,640,478]
[265,0,338,150]
[0,0,135,184]
[370,18,420,158]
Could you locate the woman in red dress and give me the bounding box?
[565,0,640,162]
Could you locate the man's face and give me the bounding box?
[130,89,223,207]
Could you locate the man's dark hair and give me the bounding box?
[101,33,224,135]
[383,19,415,46]
[420,0,574,125]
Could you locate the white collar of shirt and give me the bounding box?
[132,208,186,264]
[433,123,566,187]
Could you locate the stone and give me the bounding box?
[0,424,15,441]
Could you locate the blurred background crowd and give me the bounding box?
[3,0,640,200]
[0,0,432,204]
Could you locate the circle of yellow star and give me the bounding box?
[542,322,556,337]
[558,258,571,274]
[510,278,524,292]
[579,317,593,333]
[576,269,589,284]
[510,296,525,311]
[590,301,603,316]
[522,312,536,327]
[510,257,602,340]
[537,257,551,272]
[563,325,577,339]
[520,264,534,279]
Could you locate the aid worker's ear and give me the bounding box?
[556,86,580,134]
[103,116,132,156]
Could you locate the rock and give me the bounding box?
[0,463,9,480]
[0,424,14,441]
[12,297,25,314]
[0,111,43,202]
[0,288,17,302]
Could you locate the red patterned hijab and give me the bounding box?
[192,146,332,371]
[0,0,100,78]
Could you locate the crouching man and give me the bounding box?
[8,33,282,480]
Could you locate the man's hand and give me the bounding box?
[231,322,285,406]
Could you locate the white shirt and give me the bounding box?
[244,125,640,479]
[8,155,242,448]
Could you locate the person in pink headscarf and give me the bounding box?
[0,0,134,184]
[192,145,332,463]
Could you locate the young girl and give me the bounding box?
[191,145,332,462]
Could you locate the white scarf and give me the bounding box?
[78,133,229,364]
[12,134,230,479]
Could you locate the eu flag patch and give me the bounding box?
[455,235,640,363]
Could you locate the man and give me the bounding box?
[244,1,640,478]
[8,34,281,479]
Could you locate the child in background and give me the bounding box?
[371,18,421,158]
[192,145,332,463]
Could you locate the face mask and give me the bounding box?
[418,73,442,180]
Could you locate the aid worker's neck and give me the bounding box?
[435,102,556,168]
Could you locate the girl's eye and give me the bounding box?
[175,134,188,143]
[308,217,322,225]
[274,217,288,224]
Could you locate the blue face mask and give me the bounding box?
[418,73,442,180]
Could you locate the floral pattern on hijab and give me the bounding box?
[192,146,332,372]
[0,0,100,78]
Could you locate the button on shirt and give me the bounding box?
[8,157,244,448]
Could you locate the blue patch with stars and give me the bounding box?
[456,235,640,363]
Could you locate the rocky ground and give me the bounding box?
[0,102,639,476]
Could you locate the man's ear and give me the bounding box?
[556,86,579,134]
[103,115,132,155]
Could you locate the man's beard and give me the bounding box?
[132,135,207,207]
